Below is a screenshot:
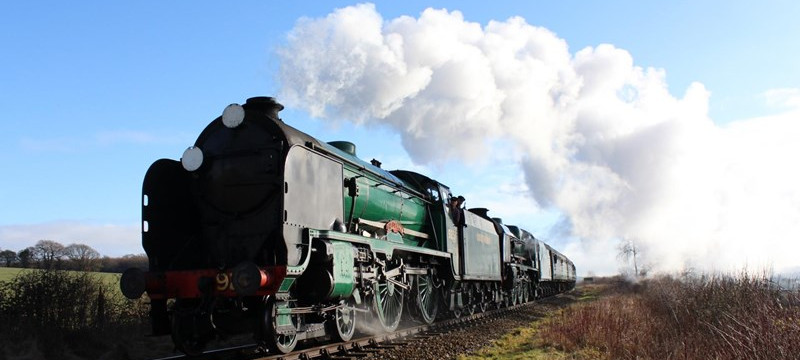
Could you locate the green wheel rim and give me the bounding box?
[332,299,356,342]
[416,274,438,324]
[374,277,404,332]
[266,300,298,354]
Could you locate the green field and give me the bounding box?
[0,267,25,282]
[0,267,122,291]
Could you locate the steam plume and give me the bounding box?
[278,4,800,275]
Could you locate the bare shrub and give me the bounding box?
[538,272,800,359]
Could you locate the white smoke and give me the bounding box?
[277,3,800,275]
[0,221,142,257]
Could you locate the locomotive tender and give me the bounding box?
[120,96,576,355]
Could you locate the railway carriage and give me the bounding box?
[121,96,575,356]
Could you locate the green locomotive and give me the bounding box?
[120,97,575,355]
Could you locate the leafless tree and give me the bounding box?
[32,240,66,269]
[64,243,101,271]
[100,253,148,272]
[618,238,650,278]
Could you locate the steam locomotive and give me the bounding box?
[120,96,576,355]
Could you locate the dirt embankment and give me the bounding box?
[362,289,585,360]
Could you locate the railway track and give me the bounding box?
[148,300,539,360]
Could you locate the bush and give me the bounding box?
[0,269,149,358]
[538,272,800,360]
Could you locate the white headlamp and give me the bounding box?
[222,103,245,128]
[181,146,204,171]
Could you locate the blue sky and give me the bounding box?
[2,1,799,275]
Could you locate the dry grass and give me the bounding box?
[538,273,800,360]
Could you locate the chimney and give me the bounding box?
[245,96,284,121]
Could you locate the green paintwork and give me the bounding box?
[328,141,357,156]
[319,141,432,248]
[343,167,429,246]
[275,302,294,331]
[385,232,404,243]
[329,241,355,298]
[277,305,293,316]
[278,278,295,292]
[308,229,451,260]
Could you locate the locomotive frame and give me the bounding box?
[120,96,576,356]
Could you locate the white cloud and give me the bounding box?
[0,221,142,257]
[278,4,800,276]
[762,88,800,109]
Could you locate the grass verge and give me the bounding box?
[463,274,800,360]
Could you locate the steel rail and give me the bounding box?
[145,300,537,360]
